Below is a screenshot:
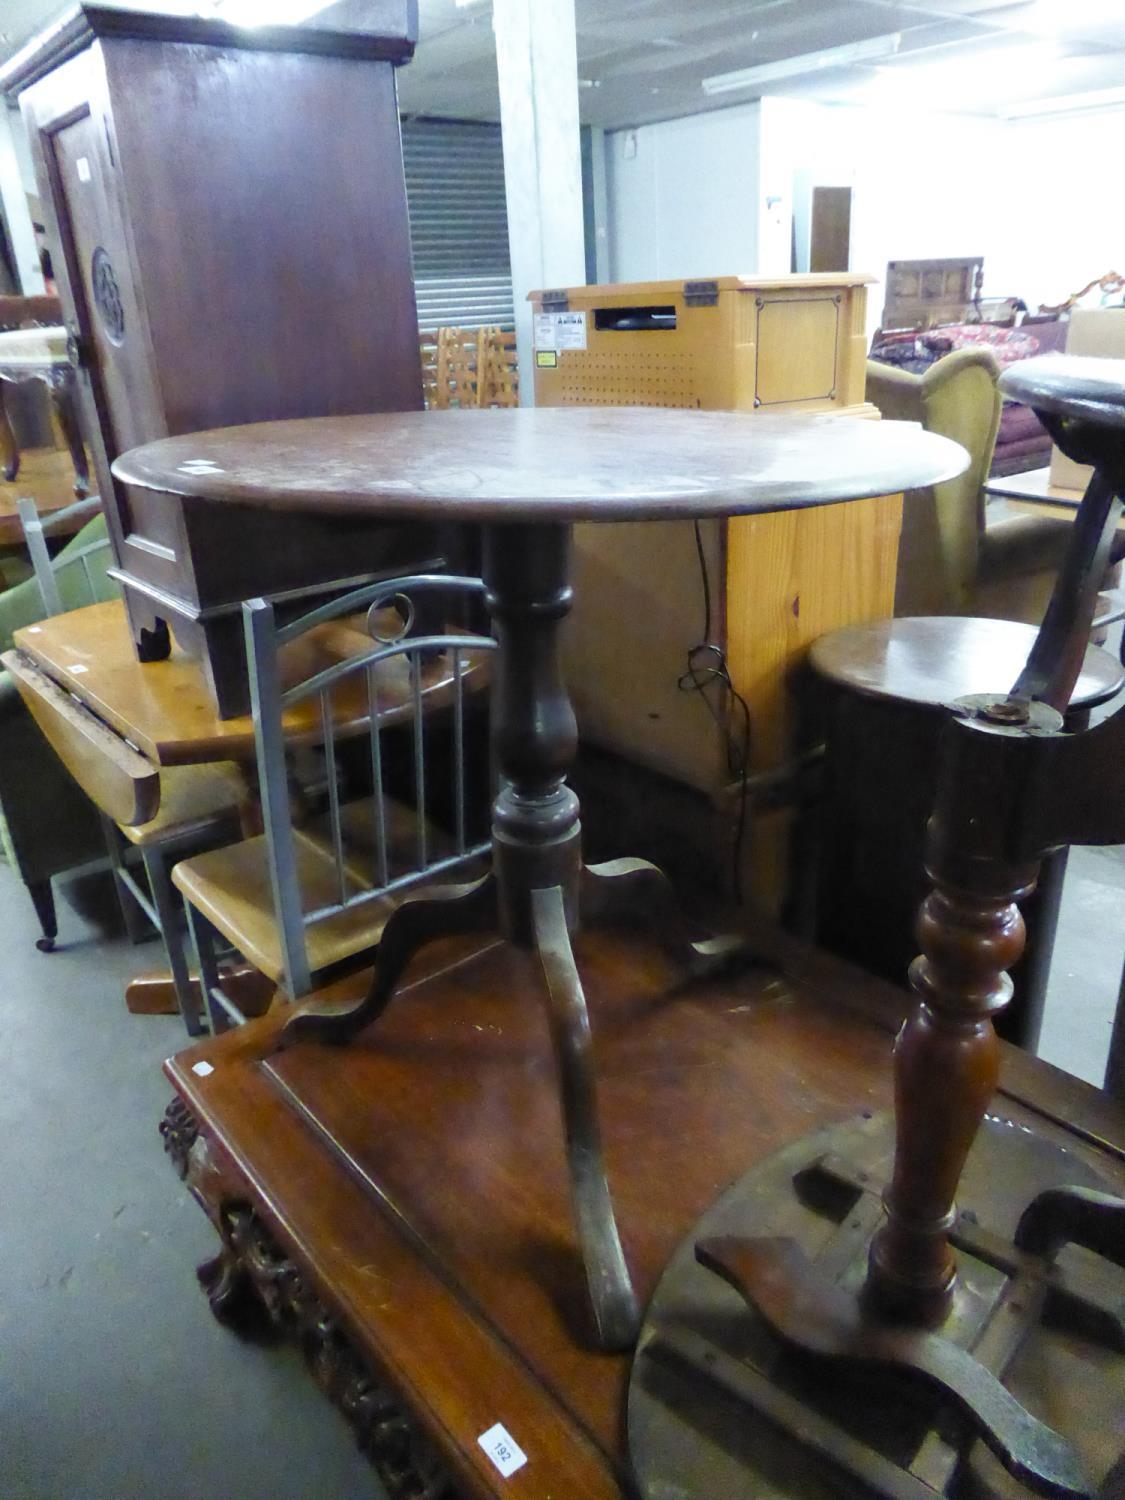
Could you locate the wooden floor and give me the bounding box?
[0,443,90,546]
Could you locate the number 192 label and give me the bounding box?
[478,1422,527,1478]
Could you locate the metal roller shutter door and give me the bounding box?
[401,117,515,333]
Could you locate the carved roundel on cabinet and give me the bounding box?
[91,246,125,344]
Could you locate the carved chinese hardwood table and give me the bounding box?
[115,405,963,1356]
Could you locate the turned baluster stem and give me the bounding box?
[482,522,582,945]
[864,872,1032,1324]
[864,699,1057,1326]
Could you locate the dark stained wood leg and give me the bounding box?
[531,883,639,1350]
[201,614,252,718]
[48,376,89,497]
[122,587,174,662]
[1016,1184,1125,1266]
[0,382,18,482]
[286,522,644,1350]
[485,521,582,944]
[27,877,57,952]
[282,872,499,1044]
[196,1242,267,1331]
[863,870,1030,1326]
[582,856,747,971]
[486,524,641,1347]
[135,618,171,662]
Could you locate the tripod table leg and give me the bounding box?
[532,881,640,1351]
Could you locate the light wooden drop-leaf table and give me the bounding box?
[3,595,485,1011]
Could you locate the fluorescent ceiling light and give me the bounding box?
[856,40,1060,106]
[702,33,902,95]
[1012,0,1123,30]
[999,83,1125,118]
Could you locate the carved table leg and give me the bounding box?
[533,882,639,1349]
[582,857,747,971]
[286,523,737,1350]
[284,872,499,1043]
[863,866,1032,1326]
[49,376,89,497]
[135,619,172,662]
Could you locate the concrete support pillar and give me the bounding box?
[493,0,585,405]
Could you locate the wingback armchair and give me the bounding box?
[868,348,1073,621]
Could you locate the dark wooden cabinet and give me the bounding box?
[2,4,437,714]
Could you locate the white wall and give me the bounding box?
[0,106,43,294]
[604,92,1125,333]
[986,106,1125,311]
[605,102,760,282]
[836,103,1009,333]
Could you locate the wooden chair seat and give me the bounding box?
[807,615,1124,1050]
[306,796,459,883]
[118,761,247,848]
[172,798,460,986]
[809,615,1124,709]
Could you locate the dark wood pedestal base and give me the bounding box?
[633,1113,1124,1498]
[162,920,1125,1499]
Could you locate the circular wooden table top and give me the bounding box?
[999,354,1125,432]
[809,615,1124,709]
[112,408,966,523]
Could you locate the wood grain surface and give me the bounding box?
[12,598,488,766]
[809,615,1124,708]
[166,920,1125,1498]
[113,408,967,522]
[2,646,160,824]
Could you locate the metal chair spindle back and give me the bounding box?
[244,573,496,999]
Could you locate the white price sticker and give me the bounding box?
[191,1061,214,1077]
[76,157,92,183]
[477,1422,527,1479]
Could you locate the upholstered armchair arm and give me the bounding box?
[0,513,112,654]
[869,348,1002,615]
[865,359,925,424]
[920,345,1002,400]
[919,348,1002,538]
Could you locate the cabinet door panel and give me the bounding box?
[51,107,183,570]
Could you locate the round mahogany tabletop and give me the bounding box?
[112,407,966,523]
[1000,354,1125,432]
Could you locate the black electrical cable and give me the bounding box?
[677,521,753,901]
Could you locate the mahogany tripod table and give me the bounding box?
[115,405,964,1352]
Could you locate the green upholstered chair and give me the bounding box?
[867,348,1073,622]
[0,510,117,947]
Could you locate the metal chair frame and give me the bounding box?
[184,572,496,1031]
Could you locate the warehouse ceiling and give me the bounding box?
[3,1,1124,127]
[400,0,1125,126]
